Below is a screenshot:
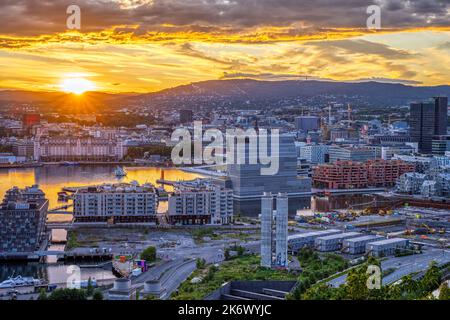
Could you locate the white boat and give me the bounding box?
[114,166,127,177]
[0,276,42,289]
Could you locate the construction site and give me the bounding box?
[292,193,450,259]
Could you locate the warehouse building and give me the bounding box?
[287,229,341,253]
[315,232,362,252]
[342,235,385,255]
[366,238,409,257]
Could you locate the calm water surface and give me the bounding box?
[0,165,201,283]
[0,165,201,221]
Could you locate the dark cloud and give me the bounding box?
[0,0,448,37]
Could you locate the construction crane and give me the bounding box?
[421,224,436,234]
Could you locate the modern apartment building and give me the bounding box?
[0,185,48,253]
[312,161,368,189]
[366,159,416,187]
[313,159,415,189]
[168,183,233,225]
[73,183,158,223]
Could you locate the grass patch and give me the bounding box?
[65,231,79,250]
[172,255,297,300]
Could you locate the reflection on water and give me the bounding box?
[0,262,116,284]
[0,165,201,283]
[0,165,201,221]
[0,229,115,284]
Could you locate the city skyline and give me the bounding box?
[0,1,449,93]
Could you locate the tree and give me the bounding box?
[141,246,157,262]
[420,262,441,293]
[48,288,87,300]
[92,289,104,300]
[38,289,48,300]
[196,258,206,269]
[345,267,369,300]
[224,249,231,261]
[86,277,94,296]
[438,282,450,300]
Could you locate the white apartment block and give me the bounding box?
[73,183,157,223]
[168,185,233,225]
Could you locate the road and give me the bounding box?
[328,249,450,288]
[159,260,196,299]
[129,257,196,299]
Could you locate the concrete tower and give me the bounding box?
[275,193,288,268]
[260,192,273,267]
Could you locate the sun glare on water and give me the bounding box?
[60,77,96,95]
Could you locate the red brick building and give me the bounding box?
[22,113,41,127]
[313,159,415,189]
[313,161,368,189]
[366,159,415,187]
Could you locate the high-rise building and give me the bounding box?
[228,134,311,216]
[434,96,448,136]
[275,193,288,268]
[0,185,48,253]
[260,192,273,268]
[410,97,448,154]
[260,193,289,268]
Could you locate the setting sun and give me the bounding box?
[60,77,96,95]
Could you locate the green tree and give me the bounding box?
[438,282,450,300]
[136,289,140,301]
[37,289,47,300]
[196,258,206,269]
[420,262,441,294]
[86,277,94,296]
[141,246,157,262]
[224,249,231,261]
[48,288,87,300]
[92,289,104,300]
[345,267,369,300]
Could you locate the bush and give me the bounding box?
[141,246,157,262]
[92,289,104,300]
[48,288,87,300]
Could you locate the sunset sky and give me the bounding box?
[0,0,449,93]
